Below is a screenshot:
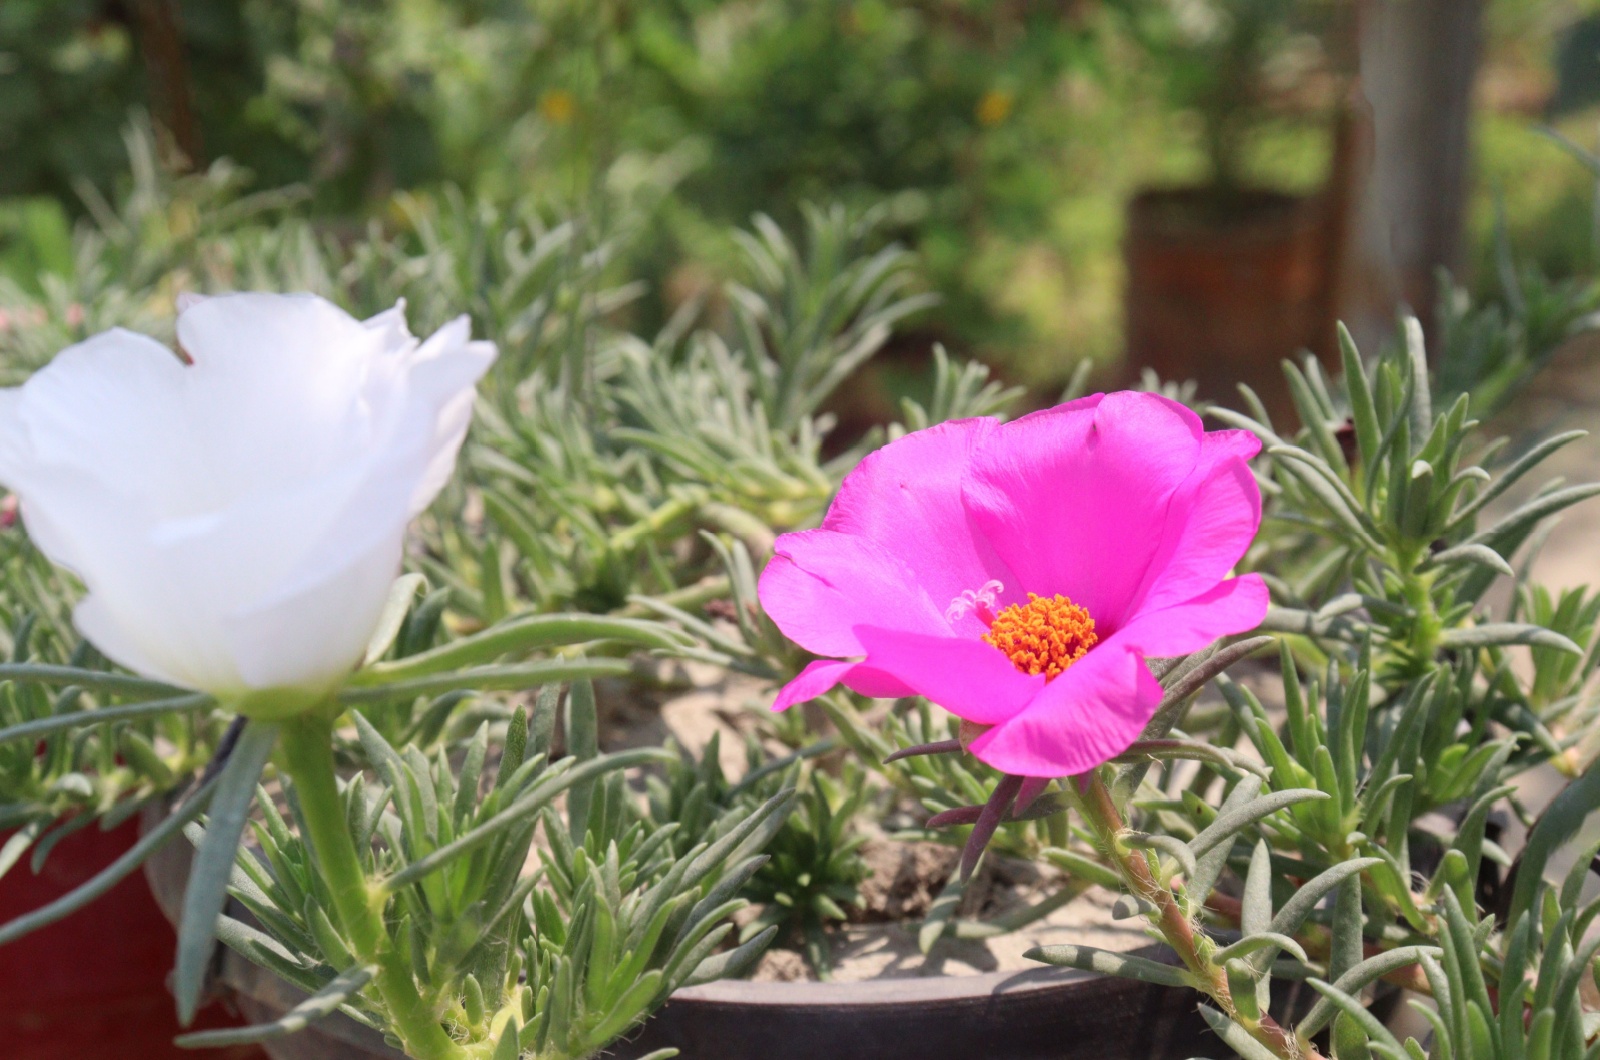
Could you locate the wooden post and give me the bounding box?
[131,0,204,171]
[1344,0,1485,352]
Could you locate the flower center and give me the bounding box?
[983,592,1098,679]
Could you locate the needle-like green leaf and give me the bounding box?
[175,720,279,1025]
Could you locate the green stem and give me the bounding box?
[607,490,704,554]
[1398,552,1442,665]
[278,713,465,1060]
[1072,769,1319,1060]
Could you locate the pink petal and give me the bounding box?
[1108,574,1269,658]
[771,658,914,711]
[822,417,1017,617]
[1125,429,1262,617]
[773,659,857,711]
[1198,427,1262,466]
[853,625,1044,725]
[966,644,1163,777]
[963,392,1203,632]
[758,529,946,658]
[840,665,917,699]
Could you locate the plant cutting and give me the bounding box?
[739,316,1600,1060]
[624,302,1600,1056]
[0,291,792,1060]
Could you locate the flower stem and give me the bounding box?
[1072,769,1319,1060]
[278,712,465,1060]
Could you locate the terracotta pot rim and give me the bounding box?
[1126,183,1320,244]
[1128,183,1307,209]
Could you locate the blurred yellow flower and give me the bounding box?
[539,90,577,125]
[976,89,1013,127]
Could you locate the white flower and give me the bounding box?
[0,293,495,709]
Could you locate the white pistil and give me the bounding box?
[946,579,1004,625]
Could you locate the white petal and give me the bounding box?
[28,476,245,692]
[6,295,495,695]
[73,594,199,691]
[362,300,413,347]
[259,320,493,603]
[9,329,191,504]
[176,293,403,494]
[176,292,373,373]
[223,530,404,690]
[405,321,496,515]
[181,300,492,688]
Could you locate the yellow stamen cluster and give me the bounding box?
[983,592,1097,679]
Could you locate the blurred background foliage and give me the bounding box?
[1,0,1599,391]
[0,0,1339,394]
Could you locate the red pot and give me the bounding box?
[1123,186,1337,425]
[0,816,265,1060]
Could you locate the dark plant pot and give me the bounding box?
[143,802,1221,1060]
[0,815,263,1060]
[1123,185,1337,425]
[611,963,1216,1060]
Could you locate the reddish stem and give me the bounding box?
[1080,771,1321,1060]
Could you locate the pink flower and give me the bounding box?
[758,392,1268,777]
